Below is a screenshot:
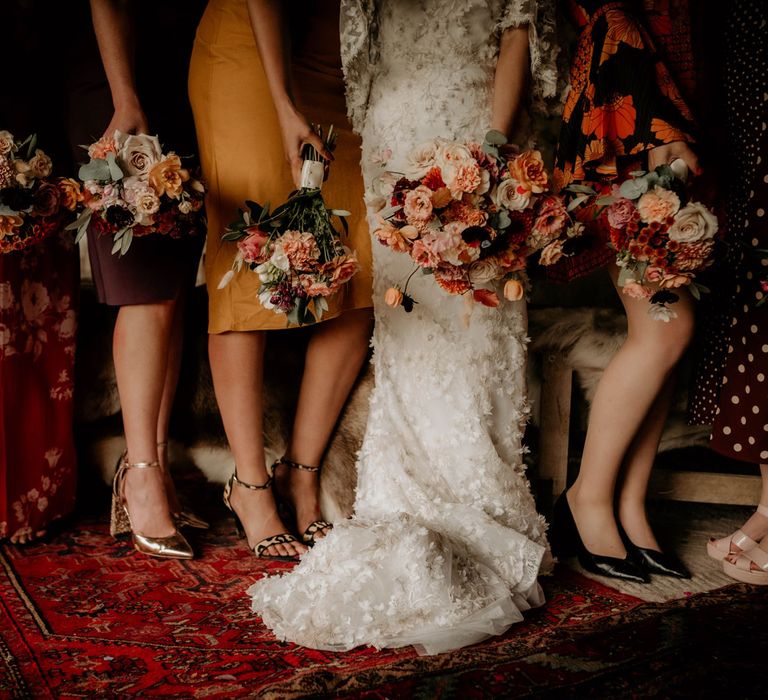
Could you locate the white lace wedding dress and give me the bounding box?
[248,0,559,655]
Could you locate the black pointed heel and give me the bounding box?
[622,537,691,579]
[551,493,650,584]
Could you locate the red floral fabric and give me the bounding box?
[0,231,78,541]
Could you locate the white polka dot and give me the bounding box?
[728,345,735,354]
[749,437,756,445]
[754,406,761,414]
[746,386,751,394]
[723,426,732,435]
[760,209,767,218]
[758,373,765,382]
[751,325,759,334]
[732,395,740,404]
[723,376,728,384]
[734,444,743,452]
[752,239,760,247]
[741,417,748,425]
[763,345,768,353]
[748,272,754,280]
[749,354,755,362]
[738,364,746,373]
[761,451,768,460]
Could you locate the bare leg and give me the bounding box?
[156,293,186,513]
[616,377,675,551]
[114,301,177,538]
[278,308,373,538]
[209,331,306,558]
[568,267,695,557]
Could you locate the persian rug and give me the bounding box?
[1,506,765,699]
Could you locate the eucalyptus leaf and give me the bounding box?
[629,170,646,177]
[111,237,123,255]
[106,152,124,180]
[330,209,351,217]
[221,230,244,242]
[617,266,638,288]
[567,194,589,212]
[566,184,597,195]
[689,283,701,300]
[482,143,499,159]
[484,129,507,146]
[78,158,111,181]
[619,177,649,200]
[25,133,38,160]
[495,210,511,230]
[595,195,617,207]
[0,204,20,216]
[286,306,301,326]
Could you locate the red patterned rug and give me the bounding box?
[1,509,765,699]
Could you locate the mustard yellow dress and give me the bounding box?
[188,0,373,332]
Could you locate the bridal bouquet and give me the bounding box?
[370,131,569,310]
[0,130,83,254]
[558,162,718,321]
[68,131,205,256]
[220,125,359,326]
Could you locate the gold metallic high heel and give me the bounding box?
[222,471,303,561]
[157,441,210,530]
[111,452,194,560]
[272,457,333,546]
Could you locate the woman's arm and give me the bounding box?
[648,141,701,175]
[246,0,331,186]
[89,0,148,136]
[490,26,530,138]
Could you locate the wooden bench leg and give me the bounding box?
[538,352,573,507]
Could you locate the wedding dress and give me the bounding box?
[249,0,559,655]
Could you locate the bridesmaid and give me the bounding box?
[189,0,373,559]
[549,0,701,582]
[85,0,207,558]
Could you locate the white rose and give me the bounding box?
[118,133,163,177]
[468,259,501,284]
[668,201,719,243]
[494,178,531,211]
[178,200,193,215]
[435,142,474,186]
[405,139,440,179]
[0,282,14,310]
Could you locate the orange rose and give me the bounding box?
[149,154,189,199]
[509,150,548,194]
[384,287,404,307]
[503,279,524,301]
[57,178,83,211]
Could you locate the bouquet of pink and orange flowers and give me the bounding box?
[220,125,358,326]
[556,161,718,321]
[68,131,205,256]
[0,130,83,254]
[370,130,571,310]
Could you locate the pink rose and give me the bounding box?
[237,228,270,263]
[637,186,680,224]
[606,198,636,229]
[403,185,434,224]
[447,162,484,196]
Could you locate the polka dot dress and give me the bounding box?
[702,1,768,464]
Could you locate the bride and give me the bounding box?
[249,0,558,655]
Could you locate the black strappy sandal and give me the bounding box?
[222,471,303,561]
[272,457,333,546]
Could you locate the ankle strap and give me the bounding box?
[279,457,320,473]
[125,459,161,470]
[231,472,273,491]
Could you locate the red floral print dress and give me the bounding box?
[551,0,697,280]
[0,232,78,541]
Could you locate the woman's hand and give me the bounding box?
[103,96,149,138]
[276,104,333,188]
[648,140,701,176]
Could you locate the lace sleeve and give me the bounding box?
[340,0,380,134]
[496,0,559,104]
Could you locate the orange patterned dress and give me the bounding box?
[551,0,696,280]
